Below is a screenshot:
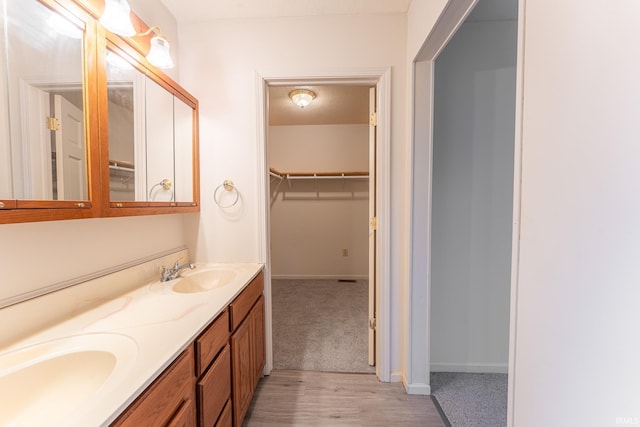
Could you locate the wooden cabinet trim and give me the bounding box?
[166,398,196,427]
[195,309,230,377]
[215,399,232,427]
[229,272,264,331]
[111,346,195,427]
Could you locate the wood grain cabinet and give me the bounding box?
[111,346,196,427]
[195,309,232,427]
[110,271,265,427]
[230,273,265,427]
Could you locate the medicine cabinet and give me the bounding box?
[0,0,200,224]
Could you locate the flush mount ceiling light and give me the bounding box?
[100,0,136,37]
[289,89,316,108]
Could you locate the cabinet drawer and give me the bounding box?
[198,345,231,427]
[229,271,264,331]
[215,399,232,427]
[112,346,195,426]
[167,398,196,427]
[195,309,230,376]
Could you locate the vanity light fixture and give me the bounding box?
[138,26,174,69]
[100,0,136,37]
[100,2,174,69]
[289,89,316,108]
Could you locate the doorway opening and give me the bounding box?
[409,0,519,423]
[267,83,375,373]
[256,69,392,381]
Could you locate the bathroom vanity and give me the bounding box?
[113,271,265,427]
[0,250,265,426]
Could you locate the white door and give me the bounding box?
[22,83,53,199]
[368,86,377,366]
[53,94,85,200]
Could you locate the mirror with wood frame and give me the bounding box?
[0,0,199,224]
[101,35,199,215]
[0,0,100,223]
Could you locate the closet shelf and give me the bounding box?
[269,167,369,181]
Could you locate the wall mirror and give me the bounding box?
[0,0,92,205]
[104,42,198,211]
[0,0,199,223]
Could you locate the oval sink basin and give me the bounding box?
[171,268,237,293]
[0,333,137,426]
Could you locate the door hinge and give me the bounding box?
[370,112,377,126]
[46,117,60,131]
[369,317,377,330]
[370,216,377,231]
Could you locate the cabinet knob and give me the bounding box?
[116,203,123,208]
[76,202,85,208]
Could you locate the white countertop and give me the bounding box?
[0,261,263,426]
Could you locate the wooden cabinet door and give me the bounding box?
[167,398,197,427]
[251,296,265,383]
[111,347,195,427]
[198,345,231,427]
[230,285,266,427]
[214,400,232,427]
[231,317,253,427]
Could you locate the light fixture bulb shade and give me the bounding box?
[100,0,136,37]
[289,89,316,108]
[146,36,174,69]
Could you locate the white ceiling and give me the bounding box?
[160,0,412,24]
[269,85,371,126]
[158,0,516,125]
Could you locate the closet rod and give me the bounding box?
[286,173,368,181]
[269,167,368,180]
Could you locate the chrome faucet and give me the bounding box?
[161,259,196,282]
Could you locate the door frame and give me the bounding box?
[408,0,524,424]
[255,67,392,381]
[405,0,481,394]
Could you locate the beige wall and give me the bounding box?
[512,0,640,424]
[130,0,180,82]
[269,124,368,278]
[178,13,407,375]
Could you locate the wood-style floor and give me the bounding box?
[243,370,447,427]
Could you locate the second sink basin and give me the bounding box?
[0,333,137,426]
[171,267,237,293]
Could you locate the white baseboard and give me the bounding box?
[430,362,508,374]
[390,371,403,383]
[401,373,431,395]
[271,274,368,280]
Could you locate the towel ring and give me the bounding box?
[149,178,174,201]
[214,179,240,208]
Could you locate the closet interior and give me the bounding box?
[268,84,374,373]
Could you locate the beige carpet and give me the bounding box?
[271,279,375,373]
[431,372,507,426]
